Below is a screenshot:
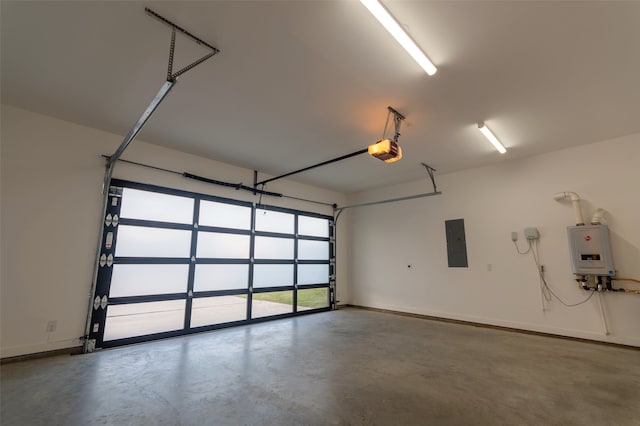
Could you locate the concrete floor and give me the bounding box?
[2,307,639,425]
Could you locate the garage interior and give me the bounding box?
[1,1,639,425]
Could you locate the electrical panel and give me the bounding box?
[567,225,614,276]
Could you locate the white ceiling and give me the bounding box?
[2,1,639,193]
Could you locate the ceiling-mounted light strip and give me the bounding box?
[478,122,507,154]
[360,0,437,76]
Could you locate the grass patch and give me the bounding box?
[251,291,292,305]
[249,288,329,309]
[298,288,329,308]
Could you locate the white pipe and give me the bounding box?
[597,291,609,335]
[591,208,605,225]
[534,241,546,312]
[553,191,585,225]
[571,199,585,226]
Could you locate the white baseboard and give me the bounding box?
[1,338,82,359]
[351,302,640,348]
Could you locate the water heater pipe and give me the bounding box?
[591,208,605,225]
[597,291,609,335]
[553,191,585,226]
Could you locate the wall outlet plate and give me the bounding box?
[524,227,539,240]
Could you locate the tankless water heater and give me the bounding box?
[567,224,615,276]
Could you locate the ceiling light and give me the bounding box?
[360,0,437,76]
[478,122,507,154]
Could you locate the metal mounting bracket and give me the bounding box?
[144,8,220,82]
[384,106,405,143]
[421,162,438,193]
[106,8,220,170]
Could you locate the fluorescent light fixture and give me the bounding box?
[360,0,437,76]
[478,122,507,154]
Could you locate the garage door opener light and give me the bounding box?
[368,106,405,163]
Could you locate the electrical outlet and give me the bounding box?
[511,232,518,241]
[46,320,57,333]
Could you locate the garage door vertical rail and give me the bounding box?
[86,185,124,351]
[330,221,337,310]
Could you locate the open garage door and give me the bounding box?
[86,179,333,350]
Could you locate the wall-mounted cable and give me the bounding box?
[513,235,595,308]
[530,240,595,307]
[513,239,532,255]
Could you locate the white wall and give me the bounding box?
[1,105,349,358]
[3,103,637,356]
[347,132,640,347]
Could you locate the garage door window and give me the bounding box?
[87,179,333,348]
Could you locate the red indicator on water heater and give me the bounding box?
[585,235,591,241]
